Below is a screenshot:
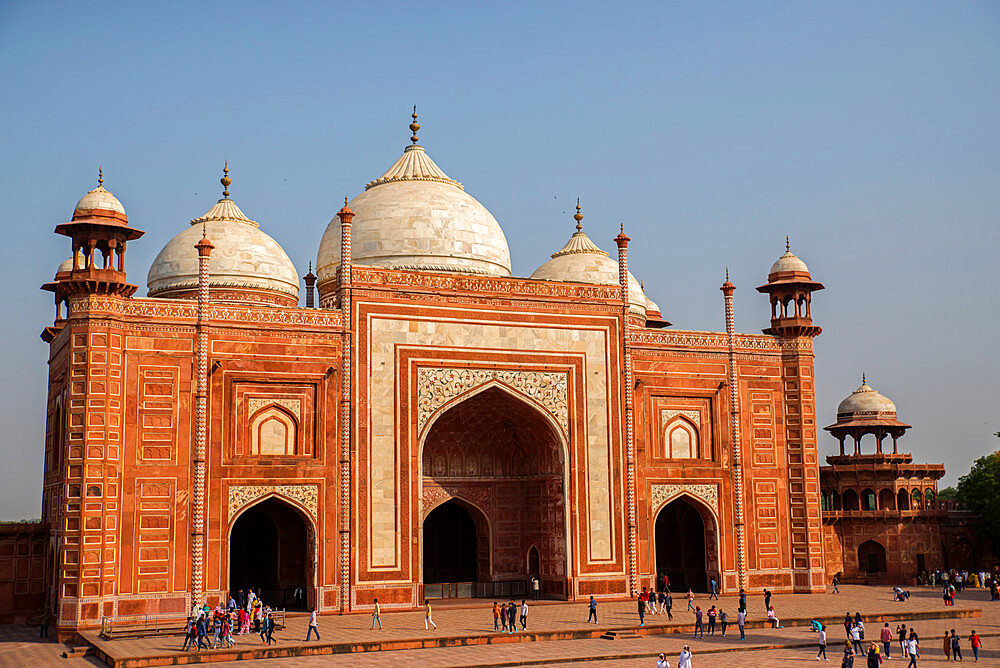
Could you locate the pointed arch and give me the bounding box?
[662,415,700,459]
[420,378,568,449]
[653,493,720,592]
[419,383,571,598]
[227,495,317,610]
[249,403,298,455]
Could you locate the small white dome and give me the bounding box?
[530,227,648,316]
[836,378,897,417]
[147,182,298,303]
[769,249,810,276]
[74,184,126,216]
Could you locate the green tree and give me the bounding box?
[937,486,958,501]
[955,451,1000,559]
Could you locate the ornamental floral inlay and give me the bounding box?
[228,484,319,522]
[650,483,719,516]
[660,409,701,429]
[246,397,302,422]
[417,367,568,438]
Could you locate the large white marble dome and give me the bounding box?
[147,169,299,304]
[316,119,511,286]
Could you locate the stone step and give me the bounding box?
[600,629,640,640]
[62,644,93,658]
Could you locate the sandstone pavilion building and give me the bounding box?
[11,114,968,635]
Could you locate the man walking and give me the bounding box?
[817,626,828,660]
[950,629,962,661]
[306,608,320,640]
[493,601,500,631]
[371,598,382,630]
[710,578,719,600]
[906,631,920,668]
[637,594,646,627]
[665,591,673,620]
[833,575,840,593]
[532,576,540,600]
[588,596,598,624]
[737,608,746,640]
[424,599,437,630]
[692,606,703,638]
[519,600,528,630]
[719,608,728,636]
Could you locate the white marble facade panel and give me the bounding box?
[365,309,618,571]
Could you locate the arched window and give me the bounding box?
[250,406,297,455]
[861,489,876,511]
[897,488,910,511]
[832,491,841,510]
[911,489,923,510]
[664,419,699,459]
[924,489,935,508]
[877,489,895,511]
[842,489,859,511]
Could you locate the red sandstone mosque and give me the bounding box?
[0,114,980,633]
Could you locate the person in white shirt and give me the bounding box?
[656,652,670,668]
[519,600,528,630]
[305,608,320,641]
[678,645,693,668]
[817,628,828,660]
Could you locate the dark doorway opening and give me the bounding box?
[655,497,708,592]
[527,545,540,578]
[423,500,478,584]
[858,539,887,574]
[229,498,310,610]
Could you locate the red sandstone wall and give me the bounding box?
[0,523,49,623]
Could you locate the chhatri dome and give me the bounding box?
[73,167,126,217]
[835,375,898,419]
[147,165,299,306]
[530,201,652,316]
[316,109,511,288]
[767,236,811,279]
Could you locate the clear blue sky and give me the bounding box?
[1,1,997,519]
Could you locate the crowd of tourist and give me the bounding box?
[181,588,281,651]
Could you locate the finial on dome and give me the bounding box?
[862,372,866,385]
[221,162,232,198]
[726,267,730,281]
[786,234,790,252]
[98,166,104,187]
[574,198,583,231]
[202,222,207,238]
[344,196,349,206]
[409,106,420,144]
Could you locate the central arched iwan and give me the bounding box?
[421,386,568,598]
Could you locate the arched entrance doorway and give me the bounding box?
[858,540,887,574]
[421,386,568,598]
[423,500,485,584]
[654,497,713,592]
[229,497,312,610]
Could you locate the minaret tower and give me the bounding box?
[757,238,826,592]
[44,170,144,636]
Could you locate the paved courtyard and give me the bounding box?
[0,586,995,667]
